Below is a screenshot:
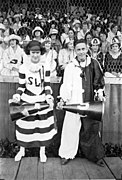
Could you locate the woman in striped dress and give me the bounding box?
[12,40,57,162]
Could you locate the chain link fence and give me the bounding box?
[0,0,121,17]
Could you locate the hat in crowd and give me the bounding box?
[32,26,44,35]
[14,14,21,19]
[49,29,58,36]
[91,38,101,46]
[41,37,51,47]
[111,37,120,46]
[72,20,81,26]
[0,23,5,31]
[8,34,21,42]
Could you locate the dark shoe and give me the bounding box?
[96,159,104,167]
[61,158,69,165]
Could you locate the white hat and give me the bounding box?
[72,20,81,26]
[91,38,100,45]
[8,34,21,42]
[32,26,44,35]
[14,14,21,18]
[49,29,58,36]
[0,23,5,31]
[111,37,120,45]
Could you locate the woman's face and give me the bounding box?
[86,34,92,44]
[112,26,118,34]
[3,19,9,28]
[35,30,41,37]
[30,50,41,63]
[67,41,74,50]
[68,30,74,38]
[51,34,56,40]
[100,33,107,42]
[10,39,17,47]
[91,44,99,52]
[111,43,120,53]
[64,26,69,34]
[45,41,51,51]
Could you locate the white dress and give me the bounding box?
[59,58,88,159]
[1,45,25,76]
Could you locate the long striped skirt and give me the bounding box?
[15,107,57,148]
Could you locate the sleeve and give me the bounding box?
[58,49,64,66]
[92,59,105,91]
[2,50,13,70]
[16,65,26,95]
[44,69,53,99]
[60,64,73,102]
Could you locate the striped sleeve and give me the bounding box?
[16,65,26,95]
[44,70,52,96]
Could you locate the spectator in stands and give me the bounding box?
[35,7,43,20]
[13,14,22,34]
[58,39,75,77]
[57,39,105,166]
[60,24,70,44]
[0,15,4,24]
[1,34,25,76]
[0,24,5,38]
[72,19,81,35]
[0,37,4,72]
[104,36,122,77]
[32,26,44,43]
[41,37,57,77]
[107,23,121,44]
[12,40,57,162]
[99,30,110,55]
[49,28,62,53]
[89,38,104,70]
[77,21,90,40]
[3,18,15,37]
[63,28,75,46]
[84,31,93,49]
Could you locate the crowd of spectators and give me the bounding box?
[0,4,122,78]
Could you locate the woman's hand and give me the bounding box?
[56,98,65,110]
[12,94,21,103]
[46,98,54,109]
[45,95,54,109]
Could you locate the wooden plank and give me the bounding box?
[0,158,19,180]
[62,158,89,180]
[81,158,115,179]
[37,158,44,180]
[16,157,38,180]
[103,84,122,144]
[104,157,122,180]
[43,157,63,180]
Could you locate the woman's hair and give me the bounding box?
[24,40,45,55]
[84,31,93,42]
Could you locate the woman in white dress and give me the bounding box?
[1,34,25,76]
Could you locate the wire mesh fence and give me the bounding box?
[0,0,121,16]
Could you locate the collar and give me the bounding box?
[73,54,91,68]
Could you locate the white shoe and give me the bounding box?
[40,153,47,163]
[15,150,25,161]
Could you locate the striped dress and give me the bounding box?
[15,61,57,148]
